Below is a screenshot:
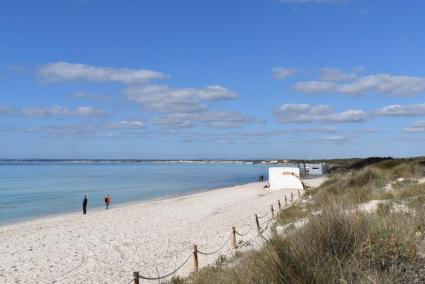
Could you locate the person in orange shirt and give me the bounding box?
[104,194,110,209]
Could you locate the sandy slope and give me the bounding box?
[0,177,325,283]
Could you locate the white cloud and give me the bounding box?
[377,103,425,117]
[233,127,337,138]
[125,84,238,113]
[274,103,367,123]
[274,102,425,125]
[293,81,336,93]
[6,119,147,138]
[399,136,425,142]
[319,135,349,143]
[152,111,254,129]
[34,124,98,138]
[319,67,358,82]
[21,106,106,117]
[339,75,425,96]
[196,111,255,128]
[39,62,167,84]
[71,91,109,101]
[281,0,347,4]
[184,126,338,143]
[151,113,193,129]
[294,74,425,96]
[329,109,368,122]
[0,105,14,114]
[287,126,338,133]
[403,120,425,132]
[107,120,144,129]
[352,128,380,133]
[271,67,299,79]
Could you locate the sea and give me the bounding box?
[0,160,270,225]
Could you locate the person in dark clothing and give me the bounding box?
[83,195,88,214]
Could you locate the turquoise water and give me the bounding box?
[0,162,269,225]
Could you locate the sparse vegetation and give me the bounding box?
[276,203,308,225]
[173,157,425,284]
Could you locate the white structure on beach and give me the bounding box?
[308,163,327,175]
[268,167,304,190]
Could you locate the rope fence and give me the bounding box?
[256,211,270,219]
[197,233,233,256]
[133,252,193,281]
[235,227,252,237]
[130,187,306,283]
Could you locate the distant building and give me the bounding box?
[308,163,327,175]
[268,167,304,190]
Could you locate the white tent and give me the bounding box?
[268,167,304,190]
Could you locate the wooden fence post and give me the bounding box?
[271,205,274,218]
[291,192,294,202]
[284,195,287,205]
[133,272,139,284]
[278,199,281,211]
[231,226,237,249]
[193,245,198,273]
[255,214,260,233]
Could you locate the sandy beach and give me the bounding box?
[0,177,325,284]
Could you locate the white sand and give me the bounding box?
[357,200,384,212]
[303,175,327,188]
[0,177,325,284]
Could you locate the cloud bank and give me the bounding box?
[294,74,425,96]
[39,62,167,84]
[274,103,367,123]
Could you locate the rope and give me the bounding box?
[260,219,272,234]
[258,232,269,242]
[257,211,269,219]
[130,195,300,282]
[138,252,193,280]
[235,227,252,237]
[240,234,263,247]
[261,218,272,228]
[197,233,232,256]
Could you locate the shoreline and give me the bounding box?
[0,180,263,228]
[0,177,326,283]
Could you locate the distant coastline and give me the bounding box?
[0,158,256,164]
[0,159,292,165]
[0,158,315,165]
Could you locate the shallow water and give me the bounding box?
[0,161,270,225]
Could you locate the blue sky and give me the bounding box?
[1,0,425,159]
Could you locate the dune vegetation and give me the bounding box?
[172,157,425,284]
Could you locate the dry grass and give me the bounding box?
[172,158,425,284]
[312,160,423,208]
[178,205,425,284]
[276,203,309,225]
